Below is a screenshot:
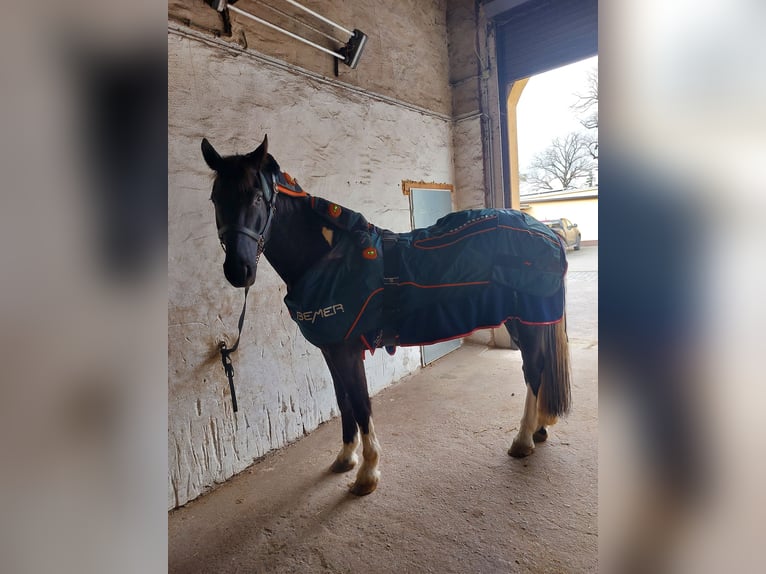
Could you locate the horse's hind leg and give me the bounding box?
[505,319,546,457]
[505,318,572,457]
[510,383,540,457]
[321,344,381,495]
[532,426,549,443]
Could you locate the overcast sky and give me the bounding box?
[516,55,598,174]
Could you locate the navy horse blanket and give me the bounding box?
[283,195,567,350]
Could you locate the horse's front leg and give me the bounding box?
[321,343,381,495]
[329,379,360,473]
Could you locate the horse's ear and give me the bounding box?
[246,134,269,168]
[201,138,223,172]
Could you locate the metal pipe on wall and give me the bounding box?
[228,4,345,60]
[280,0,353,37]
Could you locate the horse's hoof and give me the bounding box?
[508,441,534,458]
[330,458,356,473]
[533,427,548,443]
[349,468,380,496]
[349,479,378,496]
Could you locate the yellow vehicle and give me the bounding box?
[541,218,581,250]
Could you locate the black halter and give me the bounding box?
[216,171,277,260]
[217,170,276,412]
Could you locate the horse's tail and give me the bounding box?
[537,315,572,424]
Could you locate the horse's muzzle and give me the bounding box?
[223,259,256,288]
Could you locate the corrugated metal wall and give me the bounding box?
[495,0,598,84]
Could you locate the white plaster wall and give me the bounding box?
[453,116,486,210]
[168,31,454,508]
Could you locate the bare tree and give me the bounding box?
[526,132,595,191]
[581,130,598,160]
[572,67,598,130]
[572,66,598,159]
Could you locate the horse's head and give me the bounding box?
[201,135,276,288]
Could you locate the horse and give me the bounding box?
[201,135,571,496]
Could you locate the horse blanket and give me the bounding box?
[282,194,567,350]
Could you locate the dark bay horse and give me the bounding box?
[201,135,571,495]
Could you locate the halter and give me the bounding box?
[216,169,276,413]
[216,171,277,262]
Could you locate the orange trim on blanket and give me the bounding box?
[344,287,384,340]
[399,280,490,289]
[497,224,563,247]
[357,313,563,349]
[397,314,564,347]
[413,216,497,248]
[345,287,563,347]
[413,227,495,250]
[412,216,562,251]
[276,184,308,198]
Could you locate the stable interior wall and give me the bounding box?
[169,0,452,117]
[448,0,486,211]
[168,0,484,509]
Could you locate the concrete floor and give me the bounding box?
[169,246,598,573]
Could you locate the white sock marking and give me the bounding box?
[356,418,381,487]
[336,431,360,466]
[513,384,538,450]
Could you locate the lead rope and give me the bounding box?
[219,286,249,412]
